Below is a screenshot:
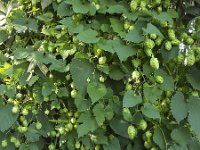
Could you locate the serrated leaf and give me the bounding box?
[77,29,99,43]
[49,59,66,72]
[112,38,136,61]
[75,95,92,112]
[125,29,145,43]
[41,0,52,10]
[155,69,174,91]
[77,111,98,138]
[97,39,115,53]
[87,82,107,104]
[187,96,200,139]
[93,103,106,126]
[153,127,166,150]
[25,124,41,142]
[57,87,69,97]
[109,65,124,80]
[109,118,129,138]
[141,103,160,119]
[14,47,34,59]
[70,58,94,95]
[143,23,164,37]
[57,2,73,16]
[0,104,18,132]
[103,137,121,150]
[161,46,179,62]
[155,12,174,23]
[0,30,8,44]
[186,67,200,90]
[123,90,142,107]
[42,82,53,97]
[143,84,162,103]
[170,92,187,123]
[71,0,89,14]
[107,5,126,14]
[28,75,39,86]
[171,127,190,146]
[110,18,124,37]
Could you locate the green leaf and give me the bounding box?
[28,75,39,86]
[77,111,98,138]
[0,104,18,132]
[77,29,99,43]
[141,103,160,119]
[42,82,53,97]
[153,126,166,150]
[155,69,174,91]
[112,38,136,61]
[155,12,174,23]
[49,59,67,72]
[167,9,179,18]
[36,12,53,22]
[57,2,73,16]
[187,96,200,139]
[0,30,8,44]
[93,102,114,125]
[170,92,187,123]
[87,82,107,104]
[171,127,190,146]
[27,19,38,32]
[186,67,200,90]
[109,118,129,138]
[14,47,34,59]
[75,95,92,112]
[123,90,142,107]
[71,0,89,14]
[125,29,145,43]
[70,58,94,95]
[110,18,125,37]
[97,39,115,53]
[103,137,121,150]
[41,0,52,10]
[143,84,162,103]
[143,23,164,37]
[109,65,124,80]
[57,87,69,97]
[107,5,126,14]
[161,46,179,62]
[25,124,41,142]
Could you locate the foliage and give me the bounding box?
[0,0,200,149]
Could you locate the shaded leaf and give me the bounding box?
[87,82,107,104]
[170,92,187,123]
[123,90,142,107]
[141,103,160,119]
[0,104,18,132]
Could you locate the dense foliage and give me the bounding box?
[0,0,200,149]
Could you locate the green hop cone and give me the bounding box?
[144,39,155,49]
[155,37,163,46]
[187,53,195,66]
[131,70,140,80]
[130,0,138,11]
[139,119,148,131]
[168,29,176,40]
[155,75,164,84]
[127,125,137,140]
[144,48,152,57]
[122,107,132,122]
[132,58,141,68]
[177,53,185,64]
[185,37,194,45]
[165,41,172,51]
[150,57,159,70]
